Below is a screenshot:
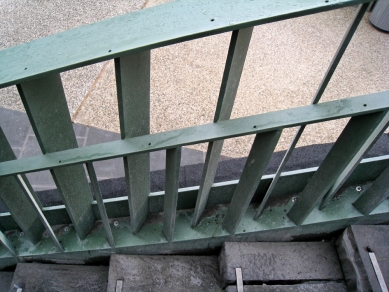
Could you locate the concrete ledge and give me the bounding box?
[10,263,108,291]
[225,282,348,292]
[336,225,389,292]
[219,242,343,283]
[107,254,223,292]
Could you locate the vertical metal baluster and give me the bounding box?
[0,128,45,243]
[254,3,369,219]
[192,27,253,227]
[0,231,18,259]
[86,162,115,247]
[353,164,389,215]
[16,175,63,252]
[17,73,96,240]
[223,130,282,234]
[115,51,151,234]
[320,111,389,209]
[162,147,182,242]
[288,111,389,225]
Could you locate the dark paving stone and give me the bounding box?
[20,135,42,158]
[107,255,223,292]
[73,123,87,138]
[0,108,31,148]
[91,158,124,179]
[85,126,120,145]
[0,271,13,291]
[219,242,343,283]
[225,282,348,292]
[25,171,56,189]
[11,263,108,292]
[336,225,389,292]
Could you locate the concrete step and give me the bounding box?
[9,263,108,291]
[336,225,389,292]
[107,254,224,292]
[0,272,13,291]
[225,282,348,292]
[219,242,343,283]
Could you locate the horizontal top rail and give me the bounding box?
[0,91,387,178]
[0,0,370,88]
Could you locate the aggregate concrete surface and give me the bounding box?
[219,242,343,282]
[107,254,223,292]
[225,282,348,292]
[336,225,389,292]
[10,263,108,292]
[1,0,388,158]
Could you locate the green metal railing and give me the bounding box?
[0,0,388,266]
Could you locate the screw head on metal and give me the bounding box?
[292,196,297,202]
[114,221,119,227]
[356,186,362,192]
[19,232,24,237]
[64,227,69,232]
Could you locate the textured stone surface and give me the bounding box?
[10,263,108,292]
[0,272,13,291]
[107,255,223,292]
[336,225,389,292]
[225,282,348,292]
[219,242,343,282]
[72,5,389,158]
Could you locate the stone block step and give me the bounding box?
[107,254,223,292]
[10,263,108,291]
[219,242,343,283]
[0,272,13,291]
[336,225,389,292]
[225,282,348,291]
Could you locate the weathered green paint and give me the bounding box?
[353,165,389,215]
[1,92,388,178]
[255,125,305,219]
[223,130,282,234]
[17,74,95,239]
[115,51,151,234]
[0,0,371,89]
[311,3,368,104]
[162,147,182,242]
[320,111,389,209]
[192,27,253,227]
[0,128,45,243]
[288,111,389,225]
[0,231,17,258]
[255,4,369,219]
[0,184,387,267]
[86,163,115,247]
[16,174,63,252]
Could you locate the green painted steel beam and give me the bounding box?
[115,52,151,234]
[192,27,253,227]
[0,128,45,243]
[320,111,389,209]
[162,147,182,242]
[353,165,389,215]
[0,184,388,264]
[288,111,389,225]
[17,74,96,239]
[86,163,115,247]
[0,92,388,178]
[223,130,281,234]
[0,0,371,89]
[0,155,387,232]
[254,3,369,219]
